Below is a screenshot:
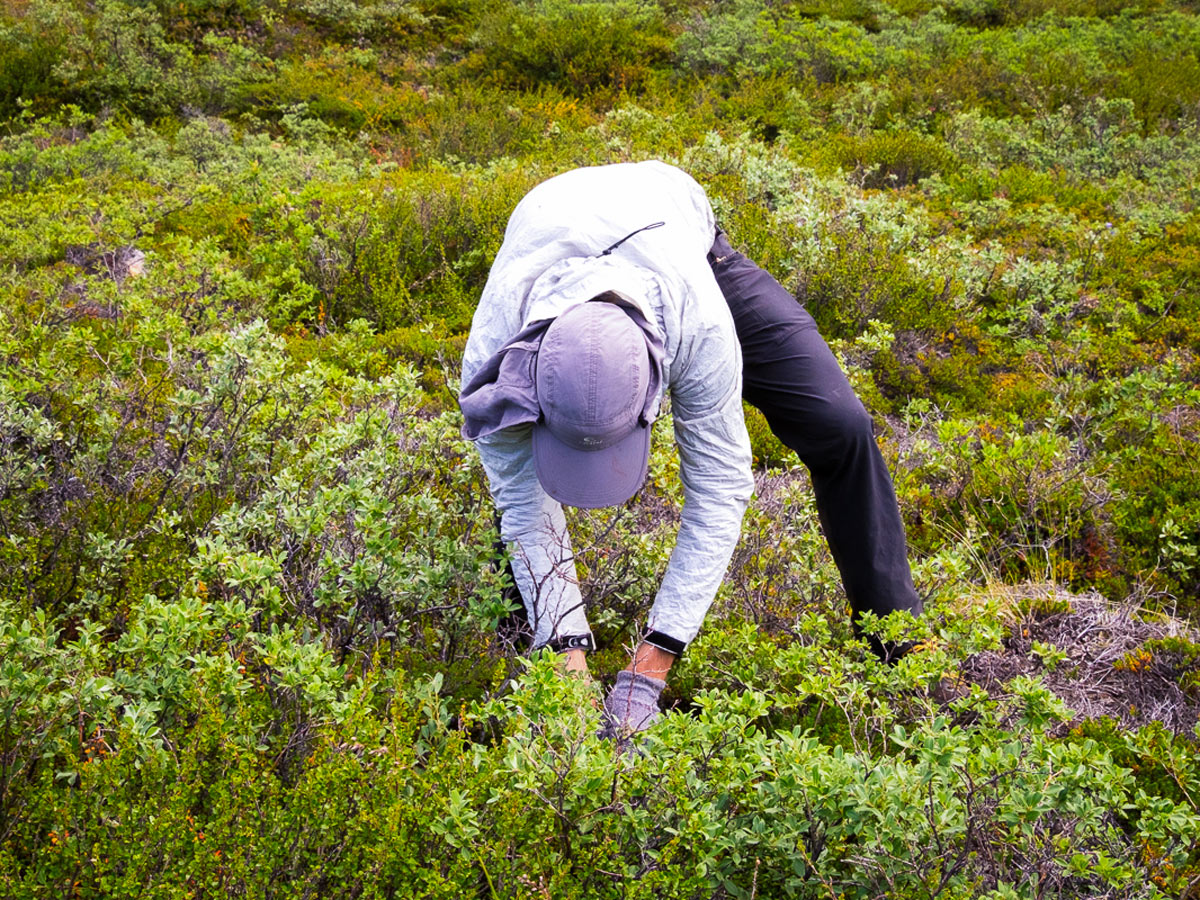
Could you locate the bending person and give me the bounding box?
[459,161,921,738]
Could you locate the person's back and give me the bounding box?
[462,160,739,392]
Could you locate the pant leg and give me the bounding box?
[708,232,922,631]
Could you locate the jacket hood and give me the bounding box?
[523,254,663,340]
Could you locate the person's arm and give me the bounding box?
[603,304,751,737]
[641,296,755,655]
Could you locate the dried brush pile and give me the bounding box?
[963,586,1200,735]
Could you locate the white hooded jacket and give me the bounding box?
[460,161,755,650]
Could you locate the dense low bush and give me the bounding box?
[470,0,672,94]
[4,604,1199,898]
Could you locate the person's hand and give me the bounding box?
[559,649,600,709]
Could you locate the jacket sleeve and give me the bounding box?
[473,428,592,648]
[461,275,592,649]
[643,289,755,650]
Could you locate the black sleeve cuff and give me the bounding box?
[642,630,686,656]
[542,633,595,653]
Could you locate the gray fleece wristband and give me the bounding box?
[601,670,666,738]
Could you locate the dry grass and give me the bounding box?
[961,583,1200,734]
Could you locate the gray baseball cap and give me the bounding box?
[533,301,659,508]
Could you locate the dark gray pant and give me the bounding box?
[708,231,922,648]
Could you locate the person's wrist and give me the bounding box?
[627,641,676,680]
[564,648,589,675]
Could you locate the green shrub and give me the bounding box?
[894,415,1117,584]
[10,640,1185,899]
[471,0,672,95]
[48,0,268,117]
[742,402,792,469]
[290,0,426,40]
[0,7,65,117]
[278,164,535,331]
[260,49,424,132]
[677,0,877,82]
[1114,27,1200,133]
[791,206,959,339]
[829,128,961,188]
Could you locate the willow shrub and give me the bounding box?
[317,164,537,331]
[470,0,672,95]
[5,623,1198,899]
[675,0,877,82]
[0,288,512,652]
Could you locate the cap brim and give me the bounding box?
[532,422,651,509]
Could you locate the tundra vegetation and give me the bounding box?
[1,0,1199,896]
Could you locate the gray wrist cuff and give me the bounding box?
[602,670,666,737]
